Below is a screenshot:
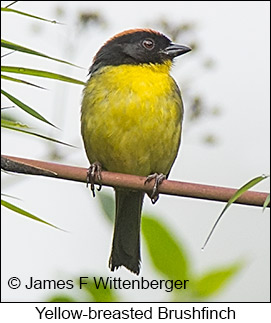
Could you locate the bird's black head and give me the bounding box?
[90,28,191,73]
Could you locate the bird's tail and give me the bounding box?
[109,189,144,275]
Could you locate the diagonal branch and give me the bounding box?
[1,155,269,208]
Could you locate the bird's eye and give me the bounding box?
[142,38,155,50]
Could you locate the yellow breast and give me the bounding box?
[81,62,183,176]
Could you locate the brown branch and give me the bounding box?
[1,155,269,208]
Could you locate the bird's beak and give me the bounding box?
[162,43,191,58]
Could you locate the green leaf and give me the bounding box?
[47,295,76,302]
[1,118,29,128]
[5,1,18,8]
[1,199,60,230]
[1,50,16,58]
[1,39,81,68]
[1,119,75,148]
[1,89,55,127]
[193,262,243,299]
[1,193,21,200]
[263,194,270,212]
[2,66,85,85]
[224,174,269,207]
[1,7,60,24]
[97,191,115,223]
[76,277,118,302]
[142,215,189,280]
[1,74,46,89]
[202,174,269,249]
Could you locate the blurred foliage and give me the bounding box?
[77,11,107,29]
[150,18,196,44]
[192,263,242,299]
[142,216,189,281]
[46,191,243,302]
[1,198,60,229]
[202,174,270,250]
[54,5,107,29]
[1,2,83,142]
[47,276,119,303]
[263,193,270,212]
[27,5,107,162]
[47,295,77,303]
[1,1,82,222]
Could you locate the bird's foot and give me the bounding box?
[144,173,166,204]
[86,162,102,197]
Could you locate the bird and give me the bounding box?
[81,28,191,275]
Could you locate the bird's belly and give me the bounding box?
[82,99,181,176]
[81,66,183,176]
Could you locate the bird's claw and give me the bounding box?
[144,173,166,204]
[87,162,102,197]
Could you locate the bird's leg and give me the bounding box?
[144,173,166,204]
[86,161,102,197]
